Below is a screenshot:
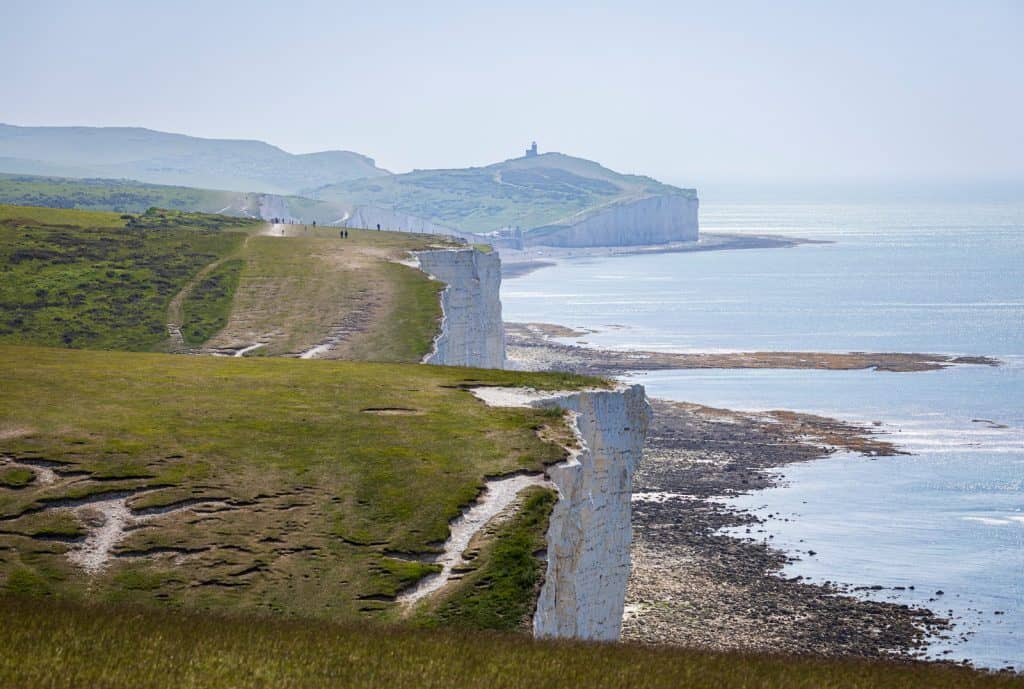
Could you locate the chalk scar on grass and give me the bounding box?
[66,493,231,575]
[234,343,265,357]
[397,473,552,605]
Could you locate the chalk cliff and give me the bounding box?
[526,194,699,248]
[533,385,651,640]
[471,385,651,641]
[416,248,505,369]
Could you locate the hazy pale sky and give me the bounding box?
[2,0,1022,189]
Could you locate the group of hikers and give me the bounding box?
[268,219,387,239]
[338,223,383,239]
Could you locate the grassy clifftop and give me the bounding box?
[0,204,454,361]
[0,345,595,620]
[0,199,588,632]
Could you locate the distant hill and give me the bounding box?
[312,151,697,236]
[0,134,700,247]
[0,124,388,195]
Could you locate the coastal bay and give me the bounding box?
[500,201,1024,670]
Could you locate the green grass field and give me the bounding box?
[0,205,258,351]
[1,596,1019,689]
[0,345,596,621]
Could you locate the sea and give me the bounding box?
[501,202,1024,671]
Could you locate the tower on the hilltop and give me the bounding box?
[526,141,538,157]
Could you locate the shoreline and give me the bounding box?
[500,322,997,663]
[622,399,951,661]
[499,232,826,278]
[506,322,1000,374]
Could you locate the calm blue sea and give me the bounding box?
[502,203,1024,670]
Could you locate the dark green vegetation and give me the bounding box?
[0,124,387,194]
[314,151,697,234]
[0,205,257,350]
[0,345,597,620]
[419,486,555,631]
[180,258,244,346]
[0,172,353,225]
[2,596,1020,689]
[0,172,252,214]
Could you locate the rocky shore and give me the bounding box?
[503,323,991,662]
[622,399,953,660]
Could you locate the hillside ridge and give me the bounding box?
[0,124,388,195]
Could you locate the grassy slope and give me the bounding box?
[0,345,595,620]
[2,596,1020,689]
[0,205,258,351]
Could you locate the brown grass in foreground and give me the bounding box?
[1,596,1020,689]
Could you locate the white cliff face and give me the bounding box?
[527,194,699,248]
[471,384,652,641]
[417,248,506,369]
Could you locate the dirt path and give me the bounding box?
[202,235,398,360]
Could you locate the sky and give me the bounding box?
[2,0,1022,193]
